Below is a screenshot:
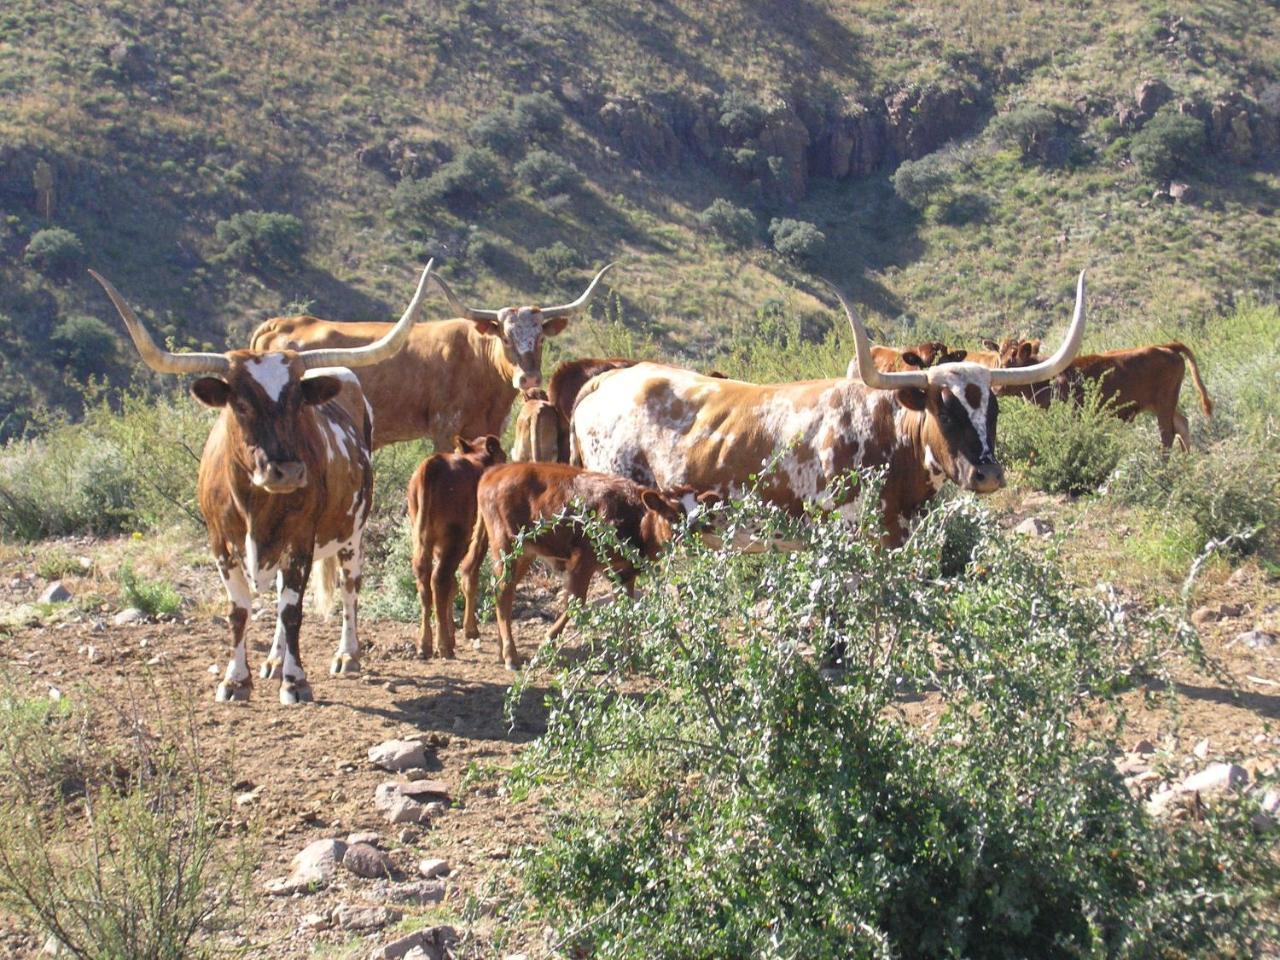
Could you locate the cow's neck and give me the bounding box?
[478,331,520,399]
[879,399,938,526]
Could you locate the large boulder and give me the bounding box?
[757,106,811,201]
[599,97,681,169]
[1135,78,1174,117]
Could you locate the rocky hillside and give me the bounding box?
[1,0,1278,438]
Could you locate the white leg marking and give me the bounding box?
[218,563,252,686]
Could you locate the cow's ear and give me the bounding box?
[452,434,468,453]
[541,315,570,337]
[1017,341,1037,364]
[896,387,928,411]
[901,351,926,369]
[191,378,231,408]
[472,318,502,338]
[980,338,1000,352]
[484,436,506,461]
[301,375,342,406]
[940,350,967,364]
[641,489,681,522]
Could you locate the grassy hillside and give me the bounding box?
[1,0,1278,438]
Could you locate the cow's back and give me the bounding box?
[548,357,638,425]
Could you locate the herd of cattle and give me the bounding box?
[89,262,1211,702]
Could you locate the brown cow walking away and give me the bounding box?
[511,390,568,463]
[250,264,615,449]
[462,462,714,669]
[406,435,507,660]
[91,263,435,704]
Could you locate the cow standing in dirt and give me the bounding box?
[406,434,506,660]
[250,264,615,449]
[573,273,1088,545]
[91,264,435,704]
[511,390,567,463]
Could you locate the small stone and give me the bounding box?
[342,842,395,879]
[207,664,220,675]
[264,838,347,895]
[1133,739,1156,755]
[1192,738,1210,760]
[1238,629,1278,649]
[398,828,419,844]
[384,795,431,825]
[1191,602,1247,627]
[346,830,380,847]
[114,607,146,625]
[398,779,450,801]
[47,687,62,702]
[418,858,449,879]
[1181,763,1248,795]
[40,582,72,604]
[299,911,331,931]
[1015,517,1053,537]
[370,929,437,960]
[334,903,400,931]
[368,739,427,771]
[424,801,448,817]
[376,878,447,905]
[234,786,261,806]
[83,645,101,663]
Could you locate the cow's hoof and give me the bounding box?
[279,681,314,706]
[471,637,483,651]
[215,680,251,702]
[330,654,361,676]
[464,627,480,641]
[439,646,456,660]
[503,658,522,672]
[259,658,282,680]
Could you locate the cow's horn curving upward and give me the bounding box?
[299,260,434,370]
[989,271,1086,386]
[824,280,929,390]
[540,262,618,319]
[90,270,231,375]
[430,272,501,322]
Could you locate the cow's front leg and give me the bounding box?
[260,570,286,680]
[215,558,253,702]
[330,543,362,676]
[277,554,314,705]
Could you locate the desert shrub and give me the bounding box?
[529,241,585,285]
[0,429,134,539]
[117,562,182,616]
[473,109,524,152]
[420,148,506,209]
[0,684,248,960]
[511,92,563,137]
[998,379,1125,495]
[213,210,305,272]
[768,218,825,264]
[49,314,118,380]
[718,90,765,137]
[515,149,582,197]
[892,152,957,209]
[988,103,1071,165]
[23,227,85,279]
[510,487,1272,957]
[1130,106,1206,180]
[697,199,756,247]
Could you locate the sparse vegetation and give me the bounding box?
[697,199,757,247]
[117,561,182,617]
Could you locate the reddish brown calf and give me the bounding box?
[406,435,506,659]
[512,389,568,463]
[462,462,710,669]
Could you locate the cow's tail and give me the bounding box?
[311,555,341,619]
[1169,342,1213,417]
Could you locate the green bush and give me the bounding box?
[768,218,826,264]
[510,489,1271,957]
[1130,106,1206,180]
[515,149,582,197]
[473,109,524,152]
[213,210,305,272]
[23,227,85,279]
[697,199,757,247]
[891,152,957,209]
[511,92,563,137]
[529,241,585,285]
[987,103,1070,165]
[49,314,119,380]
[998,379,1125,495]
[117,562,182,616]
[395,148,506,216]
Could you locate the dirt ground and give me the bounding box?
[0,524,1277,959]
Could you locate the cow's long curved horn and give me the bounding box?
[429,272,500,323]
[89,270,230,376]
[824,280,928,390]
[990,271,1086,386]
[540,262,617,319]
[300,261,435,370]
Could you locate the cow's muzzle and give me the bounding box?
[957,457,1005,494]
[254,460,308,493]
[514,371,542,391]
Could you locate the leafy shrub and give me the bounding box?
[473,109,524,152]
[768,218,826,263]
[0,684,248,960]
[117,562,182,616]
[0,429,134,539]
[23,227,85,279]
[396,148,505,215]
[213,211,305,272]
[998,379,1125,495]
[49,314,118,380]
[697,199,756,247]
[514,149,582,197]
[510,488,1271,957]
[988,103,1071,165]
[1130,106,1206,179]
[511,92,563,137]
[529,241,585,285]
[718,90,765,137]
[891,151,957,208]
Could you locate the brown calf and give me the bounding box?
[463,462,711,668]
[406,435,507,659]
[512,389,569,463]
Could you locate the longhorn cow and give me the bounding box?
[572,273,1088,545]
[91,263,434,704]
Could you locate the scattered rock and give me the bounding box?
[1015,517,1053,537]
[383,796,431,826]
[1191,602,1247,627]
[47,686,62,702]
[1133,739,1156,755]
[1192,738,1210,760]
[346,830,381,847]
[114,607,147,625]
[1168,180,1193,203]
[1237,629,1278,649]
[398,779,450,801]
[375,878,447,905]
[333,903,400,931]
[39,581,72,604]
[368,739,427,772]
[418,858,449,879]
[299,911,331,931]
[234,786,261,806]
[342,842,395,879]
[1182,762,1248,795]
[371,928,440,960]
[264,838,347,895]
[398,828,419,845]
[1135,78,1174,116]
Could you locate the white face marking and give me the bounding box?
[246,355,293,402]
[925,363,995,461]
[500,307,545,387]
